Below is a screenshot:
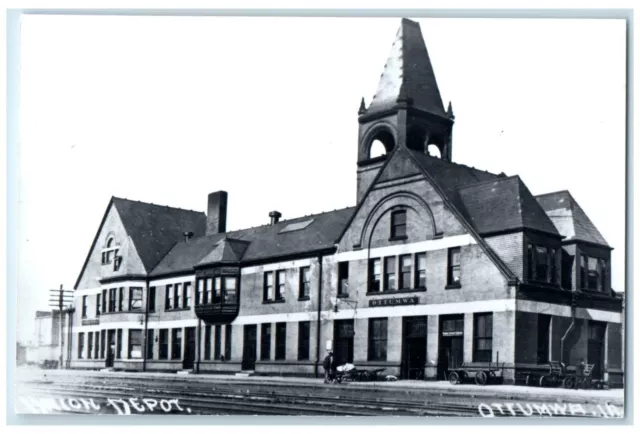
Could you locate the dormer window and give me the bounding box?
[526,243,557,284]
[101,236,121,271]
[390,209,407,240]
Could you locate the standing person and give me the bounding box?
[322,352,333,384]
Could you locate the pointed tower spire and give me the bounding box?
[362,18,446,118]
[358,97,367,115]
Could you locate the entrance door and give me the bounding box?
[106,330,116,368]
[333,320,354,366]
[438,315,464,380]
[242,325,257,371]
[402,316,427,379]
[588,321,607,380]
[183,327,196,370]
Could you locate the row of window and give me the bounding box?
[259,321,311,361]
[194,276,238,306]
[101,237,122,271]
[262,267,311,302]
[580,254,607,292]
[82,287,145,318]
[77,326,233,361]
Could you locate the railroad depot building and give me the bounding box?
[67,19,623,386]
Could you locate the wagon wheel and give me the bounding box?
[525,374,534,387]
[449,371,460,385]
[539,375,547,387]
[562,376,576,389]
[475,371,488,386]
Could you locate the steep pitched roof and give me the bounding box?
[457,176,561,237]
[536,191,609,247]
[362,18,447,118]
[150,207,355,277]
[112,197,206,272]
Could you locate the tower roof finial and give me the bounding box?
[446,101,455,119]
[358,97,367,115]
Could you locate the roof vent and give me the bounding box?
[269,211,282,226]
[183,231,194,242]
[280,219,314,234]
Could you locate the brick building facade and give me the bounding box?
[66,19,624,386]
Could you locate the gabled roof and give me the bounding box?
[112,198,206,273]
[458,176,561,237]
[535,190,609,247]
[362,18,447,118]
[150,207,355,277]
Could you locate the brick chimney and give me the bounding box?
[206,191,228,235]
[269,211,282,226]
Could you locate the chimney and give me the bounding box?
[183,231,194,242]
[269,211,282,226]
[206,191,228,235]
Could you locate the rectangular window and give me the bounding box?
[129,287,143,311]
[159,329,169,360]
[78,332,84,359]
[298,321,310,360]
[96,294,101,316]
[82,296,87,318]
[399,255,412,289]
[415,253,426,288]
[599,259,607,292]
[171,328,182,360]
[473,313,493,363]
[204,325,212,360]
[527,244,534,281]
[195,279,202,306]
[275,322,286,360]
[390,209,407,239]
[447,248,461,286]
[368,318,388,361]
[101,290,107,313]
[225,325,232,360]
[535,246,549,282]
[537,314,551,364]
[587,257,599,290]
[299,266,311,299]
[384,257,396,291]
[148,286,156,312]
[116,329,122,359]
[224,277,237,304]
[276,270,286,301]
[580,255,588,289]
[118,287,124,312]
[369,258,381,292]
[128,329,142,359]
[213,277,222,303]
[205,278,213,304]
[260,323,271,360]
[87,332,93,359]
[338,262,349,296]
[561,251,574,290]
[165,284,173,310]
[146,329,154,360]
[214,325,222,360]
[94,331,100,359]
[183,282,191,308]
[174,283,182,309]
[550,249,557,284]
[264,271,274,301]
[109,288,117,312]
[100,330,106,358]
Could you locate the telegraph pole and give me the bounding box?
[48,285,73,369]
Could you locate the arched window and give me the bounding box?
[368,129,395,159]
[427,144,442,158]
[101,236,120,270]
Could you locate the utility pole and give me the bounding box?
[48,285,73,369]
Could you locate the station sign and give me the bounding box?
[82,319,100,326]
[369,296,419,308]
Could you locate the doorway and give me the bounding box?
[183,327,196,370]
[438,315,464,380]
[333,319,354,366]
[402,316,427,380]
[106,329,116,368]
[588,321,607,380]
[242,324,257,371]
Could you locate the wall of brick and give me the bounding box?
[485,233,524,280]
[515,311,538,364]
[76,205,146,290]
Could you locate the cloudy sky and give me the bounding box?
[15,15,626,343]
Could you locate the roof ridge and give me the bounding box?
[113,196,203,214]
[277,205,356,224]
[534,189,571,198]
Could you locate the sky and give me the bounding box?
[15,15,627,344]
